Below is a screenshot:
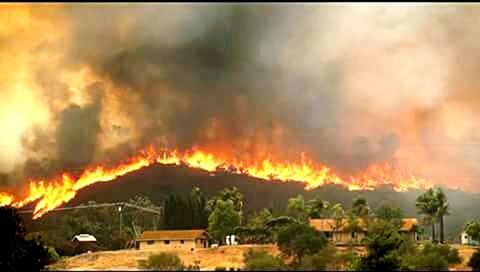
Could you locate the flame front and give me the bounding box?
[0,146,432,219]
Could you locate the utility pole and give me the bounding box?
[117,203,125,235]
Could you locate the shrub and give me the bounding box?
[243,250,285,271]
[138,252,185,271]
[298,244,337,271]
[214,267,227,271]
[400,242,462,271]
[469,249,480,271]
[46,246,61,263]
[276,222,327,264]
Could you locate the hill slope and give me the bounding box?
[27,164,480,242]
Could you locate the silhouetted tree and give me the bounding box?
[0,206,52,271]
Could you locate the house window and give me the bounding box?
[351,232,356,238]
[164,240,170,245]
[180,240,184,244]
[324,232,333,239]
[147,240,155,245]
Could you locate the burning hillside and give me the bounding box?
[2,3,480,220]
[0,146,430,219]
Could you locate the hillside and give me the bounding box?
[23,163,480,242]
[50,245,280,270]
[49,244,477,271]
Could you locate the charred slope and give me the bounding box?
[30,163,480,242]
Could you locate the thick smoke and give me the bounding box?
[2,4,480,191]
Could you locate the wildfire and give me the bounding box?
[0,146,432,219]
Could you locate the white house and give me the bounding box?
[72,234,97,244]
[461,231,480,246]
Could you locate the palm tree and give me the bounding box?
[306,195,325,219]
[433,187,449,244]
[416,188,438,242]
[287,195,307,221]
[352,196,369,218]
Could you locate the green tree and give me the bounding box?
[138,252,185,270]
[208,199,241,244]
[189,187,209,228]
[236,209,275,244]
[0,207,53,272]
[306,195,326,219]
[374,203,404,226]
[287,195,307,221]
[465,220,480,241]
[243,250,286,270]
[351,196,370,218]
[356,220,406,271]
[416,188,438,242]
[298,244,337,271]
[207,187,244,213]
[433,188,450,244]
[276,222,327,265]
[400,242,461,271]
[327,203,346,243]
[247,208,273,229]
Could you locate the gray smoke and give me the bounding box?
[3,4,480,191]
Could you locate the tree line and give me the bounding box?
[3,185,480,271]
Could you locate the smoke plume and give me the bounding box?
[1,4,480,191]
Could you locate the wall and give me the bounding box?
[139,238,208,251]
[139,239,196,251]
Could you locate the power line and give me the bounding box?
[17,202,163,216]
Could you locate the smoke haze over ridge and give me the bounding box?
[1,3,480,191]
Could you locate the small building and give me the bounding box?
[310,218,418,245]
[71,234,97,247]
[461,231,480,246]
[136,229,209,251]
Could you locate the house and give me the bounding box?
[310,218,418,245]
[461,231,480,246]
[71,234,97,246]
[136,229,209,251]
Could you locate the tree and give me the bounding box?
[206,187,244,213]
[356,220,406,271]
[433,188,450,244]
[208,199,241,244]
[469,249,480,271]
[351,196,370,218]
[306,195,326,219]
[287,195,307,221]
[0,206,53,271]
[465,220,480,242]
[243,250,286,270]
[298,244,337,271]
[236,209,275,244]
[400,242,461,271]
[374,203,404,226]
[126,195,162,233]
[416,188,438,242]
[276,222,327,265]
[327,203,346,243]
[138,252,185,270]
[189,187,209,229]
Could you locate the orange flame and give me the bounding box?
[0,146,431,219]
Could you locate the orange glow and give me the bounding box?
[0,146,432,219]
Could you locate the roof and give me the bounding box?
[72,234,97,242]
[136,229,206,241]
[310,218,418,232]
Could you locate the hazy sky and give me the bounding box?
[2,3,480,191]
